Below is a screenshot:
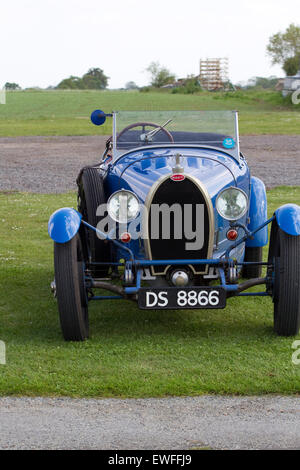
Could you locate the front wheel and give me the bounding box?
[77,167,110,277]
[54,234,89,341]
[269,222,300,336]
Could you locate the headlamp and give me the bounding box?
[216,187,248,221]
[107,190,139,223]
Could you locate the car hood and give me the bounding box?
[106,146,249,203]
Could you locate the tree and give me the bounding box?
[242,76,279,89]
[81,68,108,89]
[283,56,300,76]
[56,76,83,89]
[125,81,138,90]
[182,75,202,94]
[5,82,21,90]
[146,62,175,87]
[56,68,109,90]
[267,23,300,76]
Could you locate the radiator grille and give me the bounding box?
[146,176,213,275]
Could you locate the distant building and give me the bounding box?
[282,67,300,97]
[199,58,229,91]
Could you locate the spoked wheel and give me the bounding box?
[54,234,89,341]
[242,246,263,278]
[268,220,300,336]
[77,167,110,277]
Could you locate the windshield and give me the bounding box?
[112,110,240,161]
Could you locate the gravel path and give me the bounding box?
[0,135,299,193]
[0,396,300,450]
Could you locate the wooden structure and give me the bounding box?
[199,58,229,91]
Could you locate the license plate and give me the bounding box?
[138,287,226,310]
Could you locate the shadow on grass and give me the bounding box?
[0,266,276,346]
[0,268,297,398]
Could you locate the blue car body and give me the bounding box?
[48,109,300,316]
[104,146,252,264]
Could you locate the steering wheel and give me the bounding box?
[117,121,174,144]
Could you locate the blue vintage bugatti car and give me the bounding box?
[48,110,300,341]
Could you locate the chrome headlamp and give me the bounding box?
[216,187,248,221]
[107,190,139,223]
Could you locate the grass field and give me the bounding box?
[0,186,300,397]
[0,89,299,137]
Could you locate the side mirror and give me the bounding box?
[90,109,112,126]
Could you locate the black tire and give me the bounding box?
[54,234,89,341]
[269,221,300,336]
[242,246,263,278]
[77,167,110,277]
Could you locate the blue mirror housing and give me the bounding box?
[48,208,82,243]
[91,109,107,126]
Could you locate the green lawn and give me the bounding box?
[0,89,299,136]
[0,187,300,397]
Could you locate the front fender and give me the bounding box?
[275,204,300,236]
[48,208,82,243]
[246,176,268,247]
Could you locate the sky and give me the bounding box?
[0,0,299,89]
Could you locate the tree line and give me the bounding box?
[3,23,300,91]
[56,68,108,90]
